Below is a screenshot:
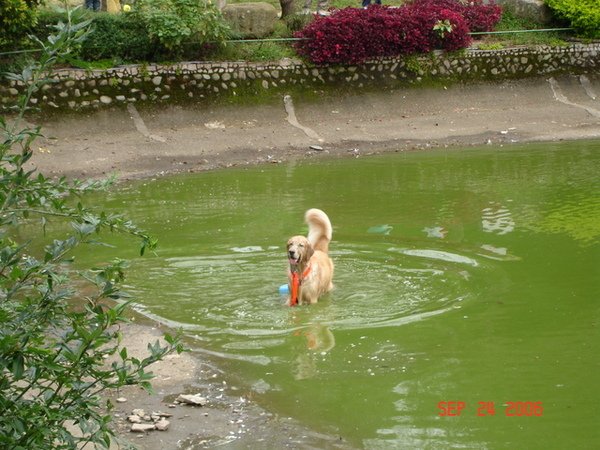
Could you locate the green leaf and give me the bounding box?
[12,353,25,380]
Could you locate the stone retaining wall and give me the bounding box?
[1,43,599,111]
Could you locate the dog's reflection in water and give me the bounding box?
[292,323,335,380]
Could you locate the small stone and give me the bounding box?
[155,419,170,431]
[116,397,127,403]
[176,394,208,406]
[309,145,323,151]
[127,415,142,424]
[130,423,156,433]
[99,95,112,104]
[132,409,146,417]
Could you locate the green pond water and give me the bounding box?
[80,141,599,448]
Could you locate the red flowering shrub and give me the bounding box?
[294,7,401,64]
[429,9,472,51]
[406,0,502,32]
[401,2,473,51]
[294,0,502,64]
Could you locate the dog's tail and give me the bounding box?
[305,208,332,254]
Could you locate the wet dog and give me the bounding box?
[286,209,334,305]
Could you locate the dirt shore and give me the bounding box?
[106,320,351,449]
[28,75,600,449]
[32,75,600,182]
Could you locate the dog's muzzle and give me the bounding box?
[288,250,299,264]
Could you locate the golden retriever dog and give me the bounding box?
[286,208,334,306]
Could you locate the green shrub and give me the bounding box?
[133,0,231,52]
[0,0,43,47]
[33,3,231,63]
[33,10,156,62]
[1,8,182,448]
[545,0,600,38]
[79,12,155,61]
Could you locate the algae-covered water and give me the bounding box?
[80,141,599,448]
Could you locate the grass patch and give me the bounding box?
[214,41,296,61]
[471,7,570,48]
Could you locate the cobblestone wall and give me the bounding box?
[1,43,599,111]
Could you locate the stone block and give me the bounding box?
[495,0,553,25]
[222,2,279,38]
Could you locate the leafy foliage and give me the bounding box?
[32,10,156,63]
[133,0,231,51]
[77,12,155,62]
[545,0,600,38]
[0,0,44,48]
[294,0,497,64]
[0,7,182,448]
[29,1,233,63]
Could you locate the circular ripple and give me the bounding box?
[127,241,482,350]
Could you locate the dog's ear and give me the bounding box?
[303,242,314,263]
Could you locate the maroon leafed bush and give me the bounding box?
[406,0,502,32]
[294,0,502,64]
[427,8,472,51]
[294,7,421,64]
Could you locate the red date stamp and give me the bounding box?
[437,401,543,417]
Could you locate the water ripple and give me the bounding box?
[128,241,481,352]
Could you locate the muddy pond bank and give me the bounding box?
[106,320,351,449]
[31,75,600,182]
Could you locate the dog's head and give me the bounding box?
[286,236,314,269]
